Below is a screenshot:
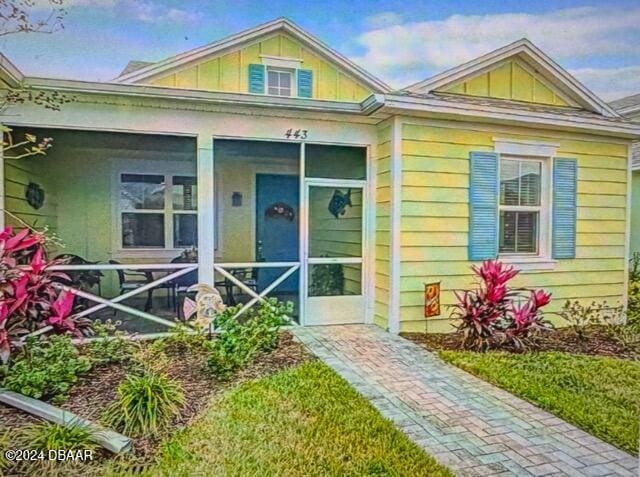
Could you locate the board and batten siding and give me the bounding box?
[374,120,392,328]
[399,121,629,333]
[4,157,58,234]
[147,33,371,102]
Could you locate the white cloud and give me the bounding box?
[354,6,640,93]
[59,0,198,25]
[365,12,403,29]
[571,66,640,102]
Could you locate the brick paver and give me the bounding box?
[293,324,638,477]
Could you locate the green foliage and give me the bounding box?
[206,299,290,379]
[102,372,185,437]
[136,362,452,476]
[16,420,97,452]
[150,324,212,355]
[86,320,135,365]
[0,429,10,471]
[439,350,640,454]
[557,300,621,340]
[628,253,640,326]
[1,335,91,404]
[309,263,345,296]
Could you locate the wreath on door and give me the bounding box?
[265,202,295,221]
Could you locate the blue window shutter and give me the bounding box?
[552,158,577,259]
[469,152,499,261]
[297,69,313,98]
[248,64,265,94]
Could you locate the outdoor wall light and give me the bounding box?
[232,192,242,207]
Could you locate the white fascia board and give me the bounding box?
[0,53,24,87]
[403,39,618,118]
[114,18,391,93]
[23,76,384,115]
[383,94,640,139]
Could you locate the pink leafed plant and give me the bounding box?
[0,227,91,362]
[451,260,552,351]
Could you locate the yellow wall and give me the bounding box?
[440,60,571,107]
[4,156,58,236]
[374,120,392,329]
[147,33,371,102]
[398,120,629,333]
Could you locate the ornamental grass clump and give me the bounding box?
[450,260,552,350]
[102,372,185,437]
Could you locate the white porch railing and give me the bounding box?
[18,261,300,340]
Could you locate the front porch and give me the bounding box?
[2,128,369,333]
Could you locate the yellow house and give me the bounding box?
[2,18,638,333]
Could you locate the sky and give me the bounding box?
[2,0,640,101]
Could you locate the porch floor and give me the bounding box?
[292,325,637,477]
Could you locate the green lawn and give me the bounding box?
[104,362,451,476]
[439,351,640,455]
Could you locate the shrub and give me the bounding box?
[86,320,135,365]
[16,420,97,452]
[628,253,640,326]
[0,227,92,362]
[102,372,185,437]
[450,260,552,350]
[150,324,212,355]
[1,335,91,404]
[130,344,171,376]
[559,300,619,340]
[207,298,290,379]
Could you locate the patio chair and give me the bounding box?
[108,260,155,312]
[226,267,259,306]
[54,254,103,296]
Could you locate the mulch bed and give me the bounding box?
[0,332,312,475]
[404,325,639,360]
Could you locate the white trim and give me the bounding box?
[365,144,376,325]
[0,53,24,87]
[198,135,215,286]
[261,55,303,70]
[497,155,552,262]
[383,94,640,139]
[404,38,618,117]
[113,18,390,93]
[111,160,197,255]
[499,257,558,271]
[388,116,402,334]
[493,138,559,157]
[623,143,633,313]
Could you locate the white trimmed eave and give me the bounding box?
[0,53,24,87]
[113,18,391,94]
[402,39,619,118]
[382,94,640,139]
[21,76,386,116]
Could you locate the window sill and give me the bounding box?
[499,257,558,271]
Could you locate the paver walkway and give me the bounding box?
[293,325,638,477]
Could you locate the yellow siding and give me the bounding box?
[398,121,629,333]
[146,33,372,101]
[440,60,571,107]
[4,158,58,235]
[374,120,392,329]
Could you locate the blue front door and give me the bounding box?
[255,174,299,292]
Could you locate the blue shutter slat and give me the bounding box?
[297,69,313,98]
[552,158,577,259]
[248,64,265,94]
[469,152,499,260]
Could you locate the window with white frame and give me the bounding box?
[267,68,293,96]
[119,173,197,249]
[498,157,545,255]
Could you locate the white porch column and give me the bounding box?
[388,117,402,334]
[197,134,215,286]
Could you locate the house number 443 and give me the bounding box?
[284,128,308,139]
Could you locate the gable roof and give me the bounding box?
[610,93,640,117]
[113,17,391,93]
[403,39,618,118]
[119,60,154,77]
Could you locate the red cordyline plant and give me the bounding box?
[0,227,91,363]
[450,260,552,351]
